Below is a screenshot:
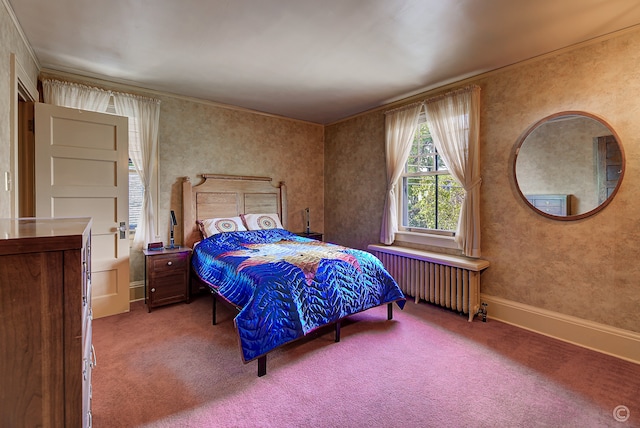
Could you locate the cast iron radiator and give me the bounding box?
[368,245,489,321]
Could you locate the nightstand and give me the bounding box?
[143,246,192,312]
[296,231,323,241]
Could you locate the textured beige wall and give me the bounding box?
[480,30,640,333]
[35,73,324,282]
[326,28,640,333]
[158,96,325,247]
[0,3,39,217]
[325,112,387,249]
[152,97,324,282]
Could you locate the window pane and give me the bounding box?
[129,159,144,231]
[416,122,434,151]
[436,174,464,231]
[403,174,463,231]
[436,155,447,171]
[404,175,436,229]
[407,153,436,173]
[406,153,420,173]
[406,122,437,173]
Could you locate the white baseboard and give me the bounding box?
[129,280,145,302]
[480,294,640,365]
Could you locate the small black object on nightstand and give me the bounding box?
[295,231,323,241]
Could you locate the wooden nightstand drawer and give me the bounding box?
[143,247,192,312]
[149,253,188,275]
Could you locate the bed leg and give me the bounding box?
[257,355,267,377]
[335,321,341,342]
[212,293,217,325]
[387,303,393,320]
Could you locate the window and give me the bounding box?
[129,158,144,232]
[126,114,142,233]
[107,100,144,234]
[400,120,464,234]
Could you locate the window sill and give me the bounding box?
[394,230,459,250]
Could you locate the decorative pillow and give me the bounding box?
[242,213,283,230]
[197,216,247,238]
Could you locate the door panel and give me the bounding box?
[53,158,116,186]
[35,102,130,318]
[50,118,117,150]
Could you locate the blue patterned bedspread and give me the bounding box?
[191,229,405,362]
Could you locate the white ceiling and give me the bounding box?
[8,0,640,124]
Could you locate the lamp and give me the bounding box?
[305,207,310,234]
[166,210,177,249]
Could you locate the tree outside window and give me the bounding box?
[401,121,464,232]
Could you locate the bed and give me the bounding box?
[182,174,405,376]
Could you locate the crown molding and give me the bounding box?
[2,0,41,70]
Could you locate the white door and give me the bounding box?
[35,102,130,318]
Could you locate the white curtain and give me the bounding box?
[380,103,424,245]
[424,85,482,257]
[42,78,161,251]
[113,93,161,250]
[42,79,111,112]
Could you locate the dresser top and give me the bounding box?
[0,218,92,255]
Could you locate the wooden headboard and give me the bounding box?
[182,174,287,248]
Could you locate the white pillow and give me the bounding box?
[242,213,283,230]
[197,216,247,238]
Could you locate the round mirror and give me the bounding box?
[514,111,624,220]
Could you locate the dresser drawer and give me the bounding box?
[525,194,570,216]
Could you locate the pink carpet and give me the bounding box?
[91,295,639,427]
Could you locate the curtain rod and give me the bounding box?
[384,100,424,115]
[424,84,480,105]
[385,84,480,114]
[42,78,161,104]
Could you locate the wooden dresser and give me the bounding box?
[525,194,570,216]
[0,218,93,427]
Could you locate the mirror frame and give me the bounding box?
[513,111,625,221]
